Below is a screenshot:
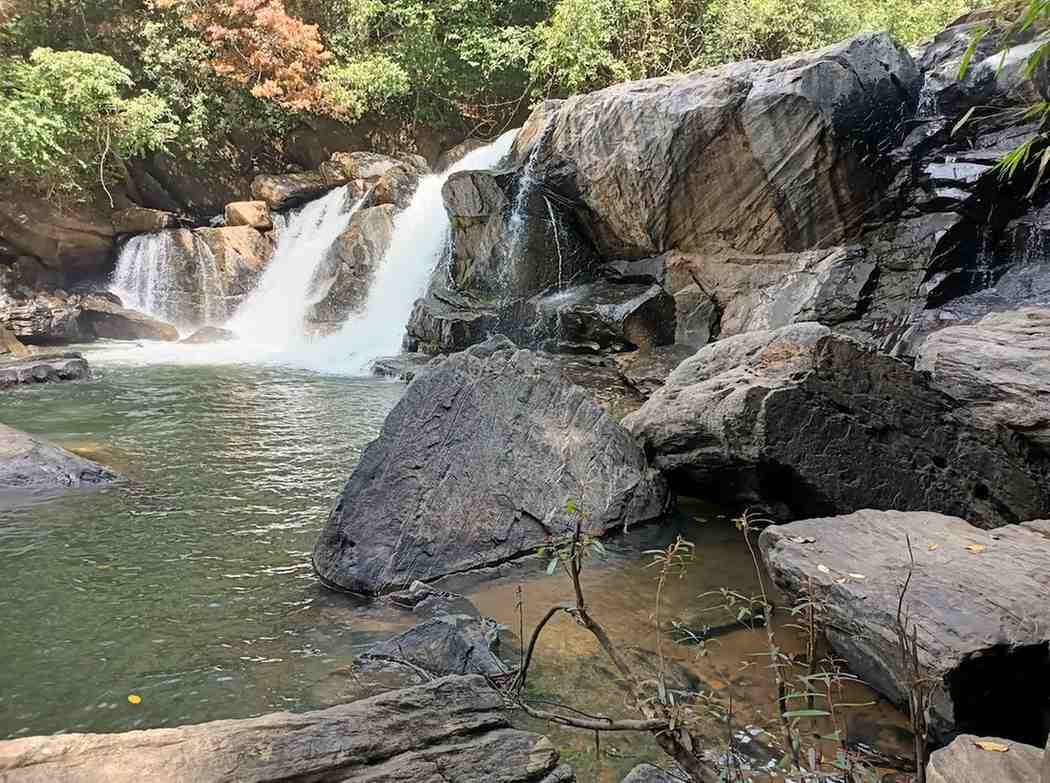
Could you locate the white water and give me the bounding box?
[226,186,360,346]
[312,128,519,374]
[111,232,182,325]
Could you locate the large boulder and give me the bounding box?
[0,290,82,343]
[223,201,272,230]
[194,225,273,313]
[313,340,669,594]
[524,33,919,259]
[926,734,1047,783]
[673,284,719,348]
[0,196,114,281]
[916,308,1050,450]
[369,164,423,210]
[251,172,336,211]
[761,511,1050,745]
[0,354,88,387]
[321,151,408,182]
[111,207,178,235]
[624,323,1050,526]
[78,294,179,341]
[359,614,510,677]
[0,423,115,496]
[307,205,396,330]
[0,675,570,783]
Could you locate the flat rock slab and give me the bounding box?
[926,734,1046,783]
[760,510,1050,744]
[0,354,88,387]
[0,423,116,496]
[313,341,668,594]
[0,675,568,783]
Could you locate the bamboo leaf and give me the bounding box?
[952,105,979,137]
[957,27,987,80]
[782,708,832,718]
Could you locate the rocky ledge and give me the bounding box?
[0,353,89,387]
[0,675,573,783]
[760,510,1050,744]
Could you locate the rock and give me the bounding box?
[111,207,178,235]
[525,33,919,259]
[624,323,1050,526]
[77,294,179,342]
[194,226,274,312]
[397,151,430,172]
[0,290,82,343]
[915,308,1050,450]
[926,734,1046,783]
[0,196,114,280]
[436,138,487,172]
[674,284,719,348]
[614,345,695,397]
[307,204,396,330]
[599,257,667,286]
[181,326,236,344]
[0,675,567,783]
[0,325,28,356]
[251,172,335,210]
[321,151,405,183]
[359,615,510,677]
[370,164,423,210]
[665,246,876,338]
[313,341,669,594]
[371,353,435,382]
[0,353,88,387]
[621,763,683,782]
[224,201,273,230]
[404,289,502,355]
[0,423,115,496]
[761,511,1050,745]
[528,282,675,353]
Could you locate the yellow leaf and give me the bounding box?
[127,694,142,705]
[927,543,939,552]
[966,544,987,554]
[974,740,1010,752]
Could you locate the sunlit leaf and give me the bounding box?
[966,544,987,554]
[127,694,142,705]
[974,740,1010,752]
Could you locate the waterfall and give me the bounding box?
[503,120,555,292]
[191,234,227,326]
[111,232,182,325]
[317,129,519,374]
[227,186,361,347]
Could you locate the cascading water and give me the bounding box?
[316,129,519,373]
[191,234,227,326]
[503,119,555,292]
[111,232,182,325]
[227,186,361,347]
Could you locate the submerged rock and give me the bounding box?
[359,614,509,677]
[313,339,669,594]
[761,510,1050,744]
[0,354,89,387]
[0,675,568,783]
[624,323,1049,526]
[0,423,115,495]
[926,734,1047,783]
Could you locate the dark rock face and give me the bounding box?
[527,282,675,353]
[673,284,718,349]
[0,675,569,783]
[0,354,89,387]
[313,341,669,594]
[359,614,510,677]
[624,323,1049,526]
[614,345,696,398]
[760,510,1050,745]
[0,423,116,496]
[0,196,114,282]
[77,294,179,342]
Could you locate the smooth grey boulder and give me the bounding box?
[0,353,89,387]
[0,423,115,496]
[926,734,1046,783]
[624,323,1049,526]
[916,308,1050,450]
[528,282,675,353]
[313,341,669,594]
[525,33,919,259]
[359,614,509,677]
[761,510,1050,744]
[0,675,568,783]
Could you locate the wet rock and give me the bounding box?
[926,734,1046,783]
[525,33,918,259]
[404,288,501,355]
[665,246,875,338]
[0,423,115,495]
[371,353,434,382]
[0,290,82,343]
[359,614,510,677]
[78,294,179,342]
[528,282,675,353]
[621,763,683,782]
[224,201,272,230]
[181,326,236,344]
[369,164,423,210]
[307,204,396,330]
[614,345,695,397]
[761,510,1050,745]
[624,323,1050,526]
[0,354,88,387]
[674,284,719,348]
[313,341,669,594]
[0,675,567,783]
[321,151,407,183]
[916,308,1050,450]
[251,172,335,210]
[436,138,486,172]
[194,225,274,312]
[111,207,178,234]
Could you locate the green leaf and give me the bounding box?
[565,498,576,515]
[952,105,978,137]
[782,708,832,718]
[546,558,558,575]
[957,27,987,81]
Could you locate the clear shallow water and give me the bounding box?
[0,344,407,738]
